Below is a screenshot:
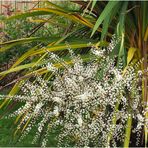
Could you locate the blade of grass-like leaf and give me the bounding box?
[144,27,148,41]
[21,115,32,133]
[45,0,68,12]
[11,45,40,68]
[30,41,108,56]
[117,2,128,66]
[0,37,59,52]
[0,81,23,109]
[0,45,40,81]
[1,32,74,74]
[141,1,148,38]
[14,112,28,136]
[90,0,97,14]
[101,2,121,40]
[123,114,132,147]
[28,18,67,28]
[91,1,119,37]
[0,40,107,82]
[100,13,111,41]
[117,32,125,65]
[9,32,72,69]
[0,43,19,52]
[33,8,95,29]
[4,11,52,21]
[4,7,102,33]
[14,113,23,125]
[0,37,55,46]
[107,101,119,146]
[117,1,128,35]
[32,32,73,68]
[0,63,35,76]
[127,47,137,65]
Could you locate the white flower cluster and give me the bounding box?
[0,36,145,147]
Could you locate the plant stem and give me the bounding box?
[123,114,132,148]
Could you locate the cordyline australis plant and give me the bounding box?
[0,36,146,147]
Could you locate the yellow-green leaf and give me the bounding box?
[127,47,137,65]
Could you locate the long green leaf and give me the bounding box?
[0,63,35,76]
[91,1,119,37]
[141,1,148,38]
[101,2,121,40]
[45,0,68,12]
[5,11,51,21]
[30,41,108,56]
[4,7,95,31]
[0,37,59,52]
[90,0,97,13]
[101,13,111,41]
[117,2,128,66]
[124,114,132,147]
[0,81,23,109]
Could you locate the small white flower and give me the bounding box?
[75,91,91,101]
[122,97,127,103]
[137,114,144,122]
[38,127,42,133]
[78,76,84,82]
[91,48,104,57]
[77,115,83,127]
[34,102,43,114]
[47,63,57,72]
[52,97,63,104]
[53,106,59,117]
[137,122,144,130]
[138,70,142,76]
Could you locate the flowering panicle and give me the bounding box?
[0,36,145,147]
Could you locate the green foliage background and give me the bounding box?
[0,0,147,147]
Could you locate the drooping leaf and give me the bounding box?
[0,37,60,52]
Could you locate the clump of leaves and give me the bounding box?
[0,37,146,147]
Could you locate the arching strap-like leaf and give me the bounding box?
[33,41,108,56]
[45,0,68,12]
[0,81,23,109]
[4,11,51,21]
[33,8,96,30]
[91,1,119,37]
[101,2,121,40]
[0,63,35,76]
[0,37,60,52]
[4,7,101,33]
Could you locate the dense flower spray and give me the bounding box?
[0,36,146,147]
